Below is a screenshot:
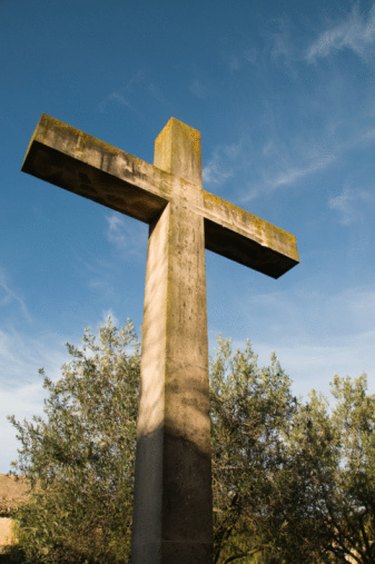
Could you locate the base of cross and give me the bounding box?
[132,421,212,561]
[134,542,212,561]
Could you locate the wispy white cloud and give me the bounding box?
[99,71,146,112]
[0,328,68,472]
[306,5,375,62]
[99,72,167,116]
[203,142,242,187]
[0,381,47,472]
[357,125,375,144]
[211,285,375,399]
[221,18,291,73]
[0,268,31,322]
[209,323,375,401]
[189,78,207,99]
[238,137,337,202]
[106,214,129,249]
[241,285,375,341]
[0,329,65,385]
[253,331,375,400]
[105,212,147,257]
[82,256,118,300]
[243,47,257,64]
[106,91,132,108]
[338,287,375,328]
[203,158,232,186]
[328,186,373,225]
[240,115,375,201]
[81,214,147,299]
[0,309,126,472]
[265,153,335,191]
[221,42,258,72]
[222,52,242,72]
[268,18,294,64]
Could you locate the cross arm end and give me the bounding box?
[203,191,299,278]
[22,114,170,223]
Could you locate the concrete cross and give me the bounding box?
[22,114,299,563]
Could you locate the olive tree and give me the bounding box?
[9,321,375,562]
[10,319,140,563]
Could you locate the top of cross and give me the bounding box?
[154,117,202,185]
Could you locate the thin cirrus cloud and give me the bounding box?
[203,140,246,188]
[202,139,336,200]
[0,327,65,472]
[105,212,147,257]
[229,284,375,397]
[206,115,375,204]
[203,157,233,186]
[0,268,31,323]
[0,328,65,385]
[80,215,146,303]
[262,153,335,191]
[99,71,167,116]
[253,333,375,399]
[236,144,337,202]
[262,120,375,195]
[0,311,121,473]
[189,79,207,99]
[98,71,145,113]
[306,4,375,62]
[328,186,372,225]
[0,381,48,472]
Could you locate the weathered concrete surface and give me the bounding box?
[22,114,300,563]
[203,191,298,278]
[154,118,202,185]
[132,119,212,562]
[22,114,299,278]
[22,114,170,223]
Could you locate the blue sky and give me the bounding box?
[1,0,375,472]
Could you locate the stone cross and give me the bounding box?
[22,115,299,563]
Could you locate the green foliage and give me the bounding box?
[266,390,339,563]
[9,318,140,563]
[9,321,375,563]
[210,339,374,563]
[276,377,375,563]
[328,375,375,561]
[210,338,297,563]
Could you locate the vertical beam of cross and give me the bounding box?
[22,114,299,564]
[132,120,212,561]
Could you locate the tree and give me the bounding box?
[9,321,375,562]
[328,375,375,562]
[265,390,340,562]
[10,318,140,563]
[257,376,375,563]
[210,341,375,563]
[210,337,298,563]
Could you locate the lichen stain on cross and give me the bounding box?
[22,115,299,563]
